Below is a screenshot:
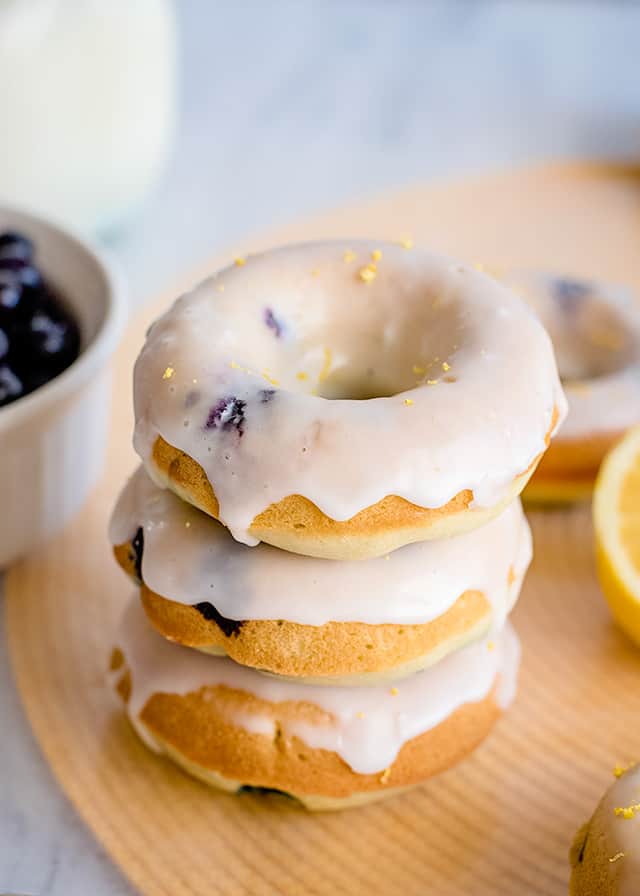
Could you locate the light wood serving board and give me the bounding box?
[6,161,640,896]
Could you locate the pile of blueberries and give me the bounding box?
[0,231,80,407]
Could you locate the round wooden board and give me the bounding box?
[6,161,640,896]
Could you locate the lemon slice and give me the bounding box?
[593,425,640,645]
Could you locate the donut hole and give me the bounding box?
[290,290,466,400]
[528,277,639,382]
[217,245,473,399]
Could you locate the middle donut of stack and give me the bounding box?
[111,467,531,685]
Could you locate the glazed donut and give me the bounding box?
[110,598,520,810]
[570,762,640,894]
[133,241,565,559]
[110,467,531,684]
[504,273,640,503]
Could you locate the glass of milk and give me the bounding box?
[0,0,177,235]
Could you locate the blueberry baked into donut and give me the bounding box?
[108,239,565,809]
[110,467,531,684]
[110,598,521,810]
[133,241,565,560]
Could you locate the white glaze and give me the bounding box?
[133,241,566,545]
[113,597,520,775]
[110,467,531,627]
[504,271,640,441]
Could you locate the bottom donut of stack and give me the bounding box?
[110,598,520,810]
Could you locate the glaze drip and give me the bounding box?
[110,467,532,627]
[113,597,521,775]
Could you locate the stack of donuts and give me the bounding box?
[109,240,566,809]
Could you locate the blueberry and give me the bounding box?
[32,310,67,353]
[0,364,23,406]
[237,786,295,801]
[23,304,79,370]
[205,396,246,436]
[263,307,283,338]
[10,294,80,380]
[20,368,52,396]
[553,278,590,314]
[18,265,42,289]
[0,234,81,408]
[0,231,33,263]
[0,257,40,291]
[194,601,245,637]
[0,257,26,273]
[131,527,144,581]
[0,269,22,314]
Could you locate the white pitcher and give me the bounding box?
[0,0,177,234]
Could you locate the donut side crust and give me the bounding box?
[111,650,503,799]
[148,411,557,558]
[113,544,494,680]
[534,429,622,478]
[525,430,622,504]
[140,582,493,681]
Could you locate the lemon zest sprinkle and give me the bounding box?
[426,379,439,386]
[318,348,332,383]
[614,803,640,819]
[262,370,280,387]
[234,256,246,266]
[442,361,451,372]
[412,364,425,375]
[296,371,308,381]
[398,237,413,249]
[359,263,377,283]
[371,249,382,262]
[162,366,175,380]
[380,767,392,784]
[390,687,399,696]
[343,249,356,263]
[404,398,414,406]
[609,852,625,863]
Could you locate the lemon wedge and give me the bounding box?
[593,425,640,645]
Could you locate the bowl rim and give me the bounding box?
[0,203,128,433]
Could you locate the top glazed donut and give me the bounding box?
[133,241,566,559]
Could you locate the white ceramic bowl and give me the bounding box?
[0,206,126,567]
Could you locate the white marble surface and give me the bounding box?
[3,1,640,893]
